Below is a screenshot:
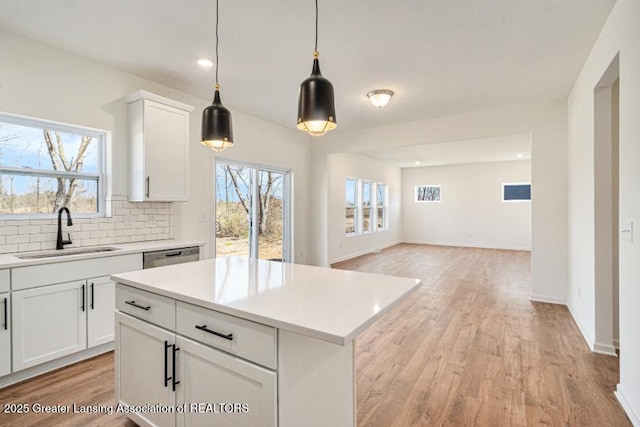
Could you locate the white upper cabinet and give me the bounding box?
[126,91,194,202]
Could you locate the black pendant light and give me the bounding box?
[297,0,337,137]
[202,0,233,152]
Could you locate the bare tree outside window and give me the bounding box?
[1,118,102,215]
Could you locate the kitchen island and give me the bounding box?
[112,256,421,427]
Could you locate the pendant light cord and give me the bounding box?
[215,0,220,88]
[314,0,318,53]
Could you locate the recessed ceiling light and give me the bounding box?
[367,89,394,108]
[516,153,524,158]
[197,58,214,68]
[415,161,421,165]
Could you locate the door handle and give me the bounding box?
[164,340,172,388]
[2,297,7,330]
[90,283,95,310]
[172,344,180,391]
[81,284,85,312]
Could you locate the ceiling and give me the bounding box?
[363,134,531,168]
[0,0,615,132]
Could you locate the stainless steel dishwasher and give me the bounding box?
[142,246,200,269]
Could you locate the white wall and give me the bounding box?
[327,153,401,264]
[567,0,640,423]
[0,30,311,262]
[310,98,567,305]
[402,161,531,250]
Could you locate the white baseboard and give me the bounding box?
[567,303,595,352]
[593,342,618,357]
[529,294,567,305]
[615,384,640,426]
[613,338,620,349]
[403,240,531,251]
[330,241,402,265]
[0,342,113,389]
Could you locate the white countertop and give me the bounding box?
[0,240,206,269]
[112,256,421,345]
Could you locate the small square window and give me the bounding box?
[502,183,531,201]
[415,185,441,202]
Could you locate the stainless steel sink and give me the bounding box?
[17,247,121,260]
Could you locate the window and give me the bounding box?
[502,183,531,202]
[362,181,374,233]
[377,183,387,231]
[415,185,441,202]
[345,178,359,235]
[345,177,388,236]
[1,113,107,217]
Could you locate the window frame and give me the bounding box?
[376,182,388,231]
[361,179,375,234]
[501,182,531,203]
[345,177,360,236]
[0,111,110,219]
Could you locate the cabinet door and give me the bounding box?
[12,281,87,371]
[87,276,115,348]
[176,336,277,427]
[144,100,189,202]
[0,292,10,377]
[115,312,176,427]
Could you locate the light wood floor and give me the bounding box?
[0,244,630,426]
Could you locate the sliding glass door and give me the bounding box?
[215,161,290,262]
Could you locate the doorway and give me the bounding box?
[214,160,291,262]
[593,54,619,356]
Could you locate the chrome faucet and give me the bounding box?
[56,207,73,250]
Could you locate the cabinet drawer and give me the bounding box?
[116,284,175,331]
[177,301,276,370]
[0,270,8,293]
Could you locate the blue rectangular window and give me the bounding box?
[503,183,531,201]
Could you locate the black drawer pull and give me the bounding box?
[81,284,85,312]
[125,300,151,311]
[195,324,233,341]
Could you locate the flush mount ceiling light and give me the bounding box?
[367,89,394,108]
[197,58,214,68]
[201,0,233,152]
[297,0,337,137]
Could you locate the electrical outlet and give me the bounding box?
[148,213,156,225]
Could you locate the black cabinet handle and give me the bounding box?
[164,340,171,388]
[90,283,95,310]
[172,344,180,391]
[2,298,7,330]
[81,284,85,312]
[146,176,150,198]
[165,251,183,258]
[125,300,151,311]
[195,324,233,341]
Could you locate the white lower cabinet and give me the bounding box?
[87,276,116,347]
[177,335,276,427]
[116,312,176,427]
[0,292,10,377]
[11,276,117,372]
[115,312,277,427]
[12,281,87,371]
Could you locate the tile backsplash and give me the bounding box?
[0,195,173,254]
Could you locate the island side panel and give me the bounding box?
[278,329,355,427]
